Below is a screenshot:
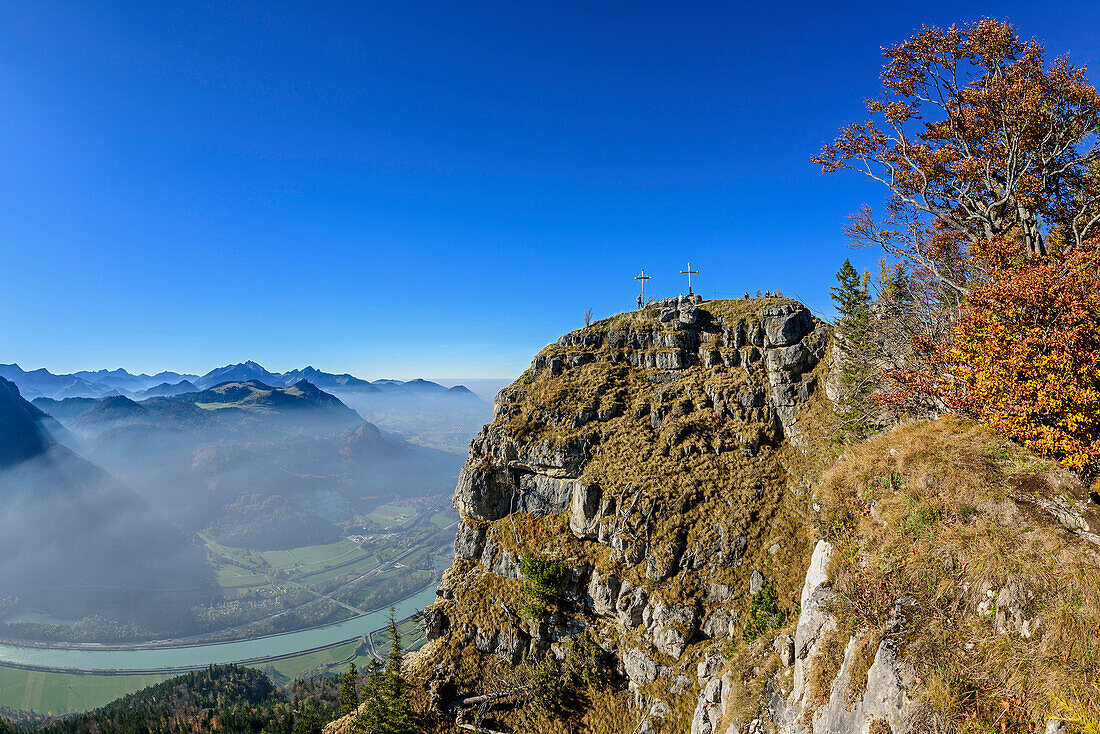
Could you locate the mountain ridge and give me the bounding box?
[0,376,51,467]
[0,378,213,630]
[2,361,488,407]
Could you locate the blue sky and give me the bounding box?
[3,1,1099,380]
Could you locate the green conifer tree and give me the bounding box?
[354,609,416,734]
[830,259,876,438]
[830,259,871,318]
[338,662,359,717]
[293,711,324,734]
[885,264,914,311]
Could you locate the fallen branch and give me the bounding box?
[457,724,510,734]
[452,685,530,709]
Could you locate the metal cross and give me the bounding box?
[634,269,651,308]
[680,262,700,295]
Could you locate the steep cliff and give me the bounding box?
[414,297,832,732]
[323,297,1100,734]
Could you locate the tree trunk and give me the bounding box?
[1019,205,1047,257]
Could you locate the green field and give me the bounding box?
[429,510,456,529]
[201,536,378,593]
[266,640,361,681]
[365,504,418,529]
[259,539,365,571]
[0,637,369,716]
[0,666,172,716]
[295,555,379,588]
[214,565,270,589]
[368,616,425,656]
[199,534,266,570]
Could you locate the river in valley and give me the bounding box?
[0,585,439,672]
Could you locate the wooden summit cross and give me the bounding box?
[680,262,700,295]
[634,269,651,308]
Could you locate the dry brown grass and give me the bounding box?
[868,718,893,734]
[493,308,824,609]
[819,416,1100,733]
[716,641,783,725]
[847,629,884,702]
[807,627,846,709]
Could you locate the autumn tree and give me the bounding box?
[817,19,1100,474]
[946,246,1100,474]
[814,18,1100,282]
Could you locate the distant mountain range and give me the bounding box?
[33,379,364,442]
[0,364,194,400]
[133,379,198,399]
[0,349,490,642]
[0,361,482,403]
[30,376,463,552]
[4,361,491,452]
[1,369,464,637]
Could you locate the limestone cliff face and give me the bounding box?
[419,297,832,731]
[687,540,917,734]
[324,299,1100,734]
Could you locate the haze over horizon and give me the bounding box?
[1,359,517,386]
[4,1,1100,377]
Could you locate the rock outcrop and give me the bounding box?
[388,296,1100,734]
[683,539,917,734]
[324,294,1100,734]
[420,298,832,731]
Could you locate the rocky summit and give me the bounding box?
[411,297,835,732]
[321,295,1100,734]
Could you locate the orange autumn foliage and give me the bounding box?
[818,19,1100,476]
[814,19,1100,262]
[944,248,1100,474]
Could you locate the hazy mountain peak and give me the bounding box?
[134,380,199,399]
[196,361,281,390]
[0,376,49,467]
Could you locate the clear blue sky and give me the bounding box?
[3,1,1099,379]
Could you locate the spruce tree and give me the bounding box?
[293,711,323,734]
[885,264,913,311]
[830,259,872,360]
[353,658,384,733]
[354,609,416,734]
[830,259,876,438]
[830,259,870,318]
[338,662,359,716]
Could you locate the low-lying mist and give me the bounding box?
[0,444,212,633]
[0,376,480,641]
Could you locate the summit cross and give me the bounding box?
[680,262,700,295]
[634,269,651,308]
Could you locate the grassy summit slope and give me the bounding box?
[814,417,1100,731]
